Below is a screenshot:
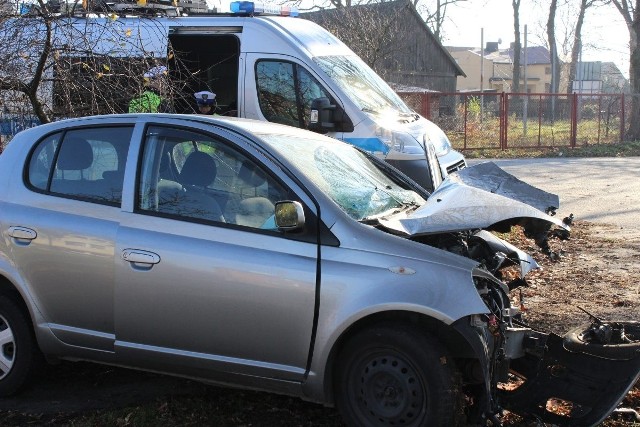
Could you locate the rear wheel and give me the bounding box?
[334,324,463,427]
[0,295,40,396]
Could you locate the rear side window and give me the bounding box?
[27,127,133,205]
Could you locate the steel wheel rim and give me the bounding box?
[0,314,15,380]
[352,351,426,424]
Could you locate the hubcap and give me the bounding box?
[356,354,425,424]
[0,314,15,380]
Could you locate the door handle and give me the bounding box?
[122,249,161,265]
[8,226,37,241]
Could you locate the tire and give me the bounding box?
[0,295,40,396]
[334,324,463,427]
[563,321,640,359]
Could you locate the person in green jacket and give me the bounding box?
[129,66,171,113]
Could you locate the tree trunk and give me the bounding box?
[627,10,640,140]
[546,0,560,93]
[567,0,588,94]
[512,0,521,93]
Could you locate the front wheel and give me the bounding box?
[334,324,463,427]
[0,295,40,396]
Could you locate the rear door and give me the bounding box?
[115,121,319,382]
[4,124,133,352]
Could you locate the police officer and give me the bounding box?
[129,66,171,113]
[194,90,217,115]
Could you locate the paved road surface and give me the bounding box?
[468,157,640,239]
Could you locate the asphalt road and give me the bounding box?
[468,157,640,239]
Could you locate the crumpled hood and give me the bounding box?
[379,162,568,237]
[449,161,559,214]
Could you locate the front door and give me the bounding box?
[115,123,318,382]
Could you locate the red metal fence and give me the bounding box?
[397,92,629,151]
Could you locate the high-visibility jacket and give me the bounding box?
[129,90,163,113]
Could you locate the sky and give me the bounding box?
[439,0,630,77]
[210,0,631,77]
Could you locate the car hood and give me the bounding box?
[378,162,568,237]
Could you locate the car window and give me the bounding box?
[27,127,133,205]
[138,125,287,229]
[256,60,332,129]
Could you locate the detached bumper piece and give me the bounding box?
[500,322,640,426]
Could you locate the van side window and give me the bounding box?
[256,60,331,129]
[27,127,133,205]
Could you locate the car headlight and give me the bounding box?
[375,126,425,155]
[425,126,452,157]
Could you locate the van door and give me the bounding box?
[243,53,345,138]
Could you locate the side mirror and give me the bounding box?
[308,97,354,134]
[275,201,305,231]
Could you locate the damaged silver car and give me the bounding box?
[0,115,637,426]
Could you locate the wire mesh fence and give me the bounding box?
[397,91,631,151]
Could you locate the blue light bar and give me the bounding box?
[230,1,298,16]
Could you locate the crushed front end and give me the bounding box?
[451,253,640,426]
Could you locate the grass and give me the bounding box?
[461,140,640,159]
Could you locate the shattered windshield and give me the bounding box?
[259,134,425,220]
[314,55,413,117]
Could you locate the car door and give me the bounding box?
[5,125,133,352]
[115,123,318,382]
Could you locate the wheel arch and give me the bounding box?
[321,310,478,405]
[0,274,31,321]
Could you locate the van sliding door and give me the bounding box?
[167,28,241,115]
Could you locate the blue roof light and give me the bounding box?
[230,1,298,16]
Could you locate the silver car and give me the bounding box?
[0,114,637,426]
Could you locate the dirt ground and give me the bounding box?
[0,220,638,426]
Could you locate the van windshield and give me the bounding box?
[314,55,414,117]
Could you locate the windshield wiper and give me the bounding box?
[360,201,420,224]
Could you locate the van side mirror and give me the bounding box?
[275,201,305,231]
[308,97,354,134]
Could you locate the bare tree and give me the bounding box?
[0,0,55,123]
[512,0,522,92]
[608,0,640,140]
[547,0,562,93]
[298,0,467,42]
[413,0,468,40]
[0,3,201,131]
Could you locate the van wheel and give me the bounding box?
[0,295,40,396]
[334,324,463,427]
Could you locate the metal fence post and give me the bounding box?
[570,93,577,148]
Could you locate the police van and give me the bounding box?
[56,1,466,191]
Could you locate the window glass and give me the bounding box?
[258,133,424,221]
[314,55,412,116]
[28,133,61,190]
[256,60,331,129]
[256,61,299,127]
[139,126,286,230]
[28,127,132,205]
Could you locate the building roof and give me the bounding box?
[448,45,551,66]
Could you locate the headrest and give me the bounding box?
[179,151,217,187]
[57,137,93,170]
[238,160,267,187]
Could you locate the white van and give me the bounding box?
[55,1,466,191]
